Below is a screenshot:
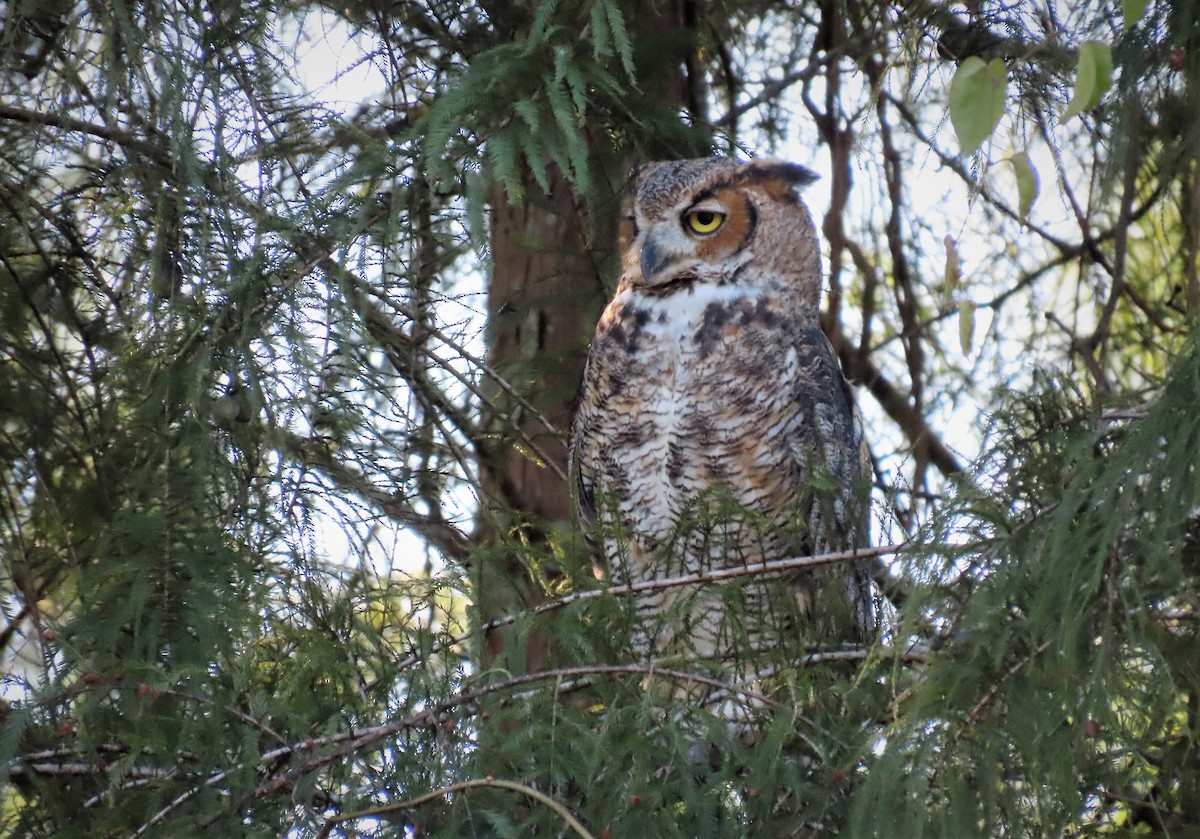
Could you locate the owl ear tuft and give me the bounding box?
[739,158,819,189]
[735,159,819,205]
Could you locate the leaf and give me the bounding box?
[1122,0,1149,29]
[486,132,522,204]
[949,57,1008,155]
[463,165,492,253]
[1010,150,1039,219]
[943,235,960,303]
[0,703,33,768]
[563,60,589,115]
[1060,41,1113,123]
[589,1,611,58]
[513,99,541,132]
[959,300,977,356]
[529,0,561,40]
[601,0,637,79]
[518,131,551,194]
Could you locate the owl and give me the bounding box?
[570,157,877,665]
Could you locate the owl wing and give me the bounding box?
[568,409,597,532]
[568,337,609,563]
[789,323,876,631]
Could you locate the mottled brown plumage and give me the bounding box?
[570,158,876,663]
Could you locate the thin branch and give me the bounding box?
[886,92,1084,252]
[0,103,164,161]
[1044,311,1109,387]
[358,291,569,484]
[315,776,597,839]
[371,286,567,452]
[492,663,782,709]
[829,330,967,479]
[717,66,818,129]
[870,61,926,421]
[394,543,904,672]
[282,432,472,564]
[966,641,1051,725]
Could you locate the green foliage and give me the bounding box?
[1124,0,1151,29]
[853,345,1200,835]
[413,0,709,205]
[1,1,1199,837]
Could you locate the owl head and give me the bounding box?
[618,157,823,307]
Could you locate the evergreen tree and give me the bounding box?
[1,1,1197,835]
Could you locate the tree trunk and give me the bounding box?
[478,165,610,673]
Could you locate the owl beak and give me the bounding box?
[639,230,670,283]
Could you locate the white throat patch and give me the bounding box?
[620,283,765,342]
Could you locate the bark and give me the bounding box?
[486,165,603,527]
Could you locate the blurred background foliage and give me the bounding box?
[0,0,1198,835]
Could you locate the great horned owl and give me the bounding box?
[570,157,876,664]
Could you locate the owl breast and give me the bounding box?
[574,281,812,578]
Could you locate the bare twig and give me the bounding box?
[717,66,818,129]
[358,293,569,484]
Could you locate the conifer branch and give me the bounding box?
[117,663,781,835]
[357,288,570,484]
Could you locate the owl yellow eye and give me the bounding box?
[685,210,725,234]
